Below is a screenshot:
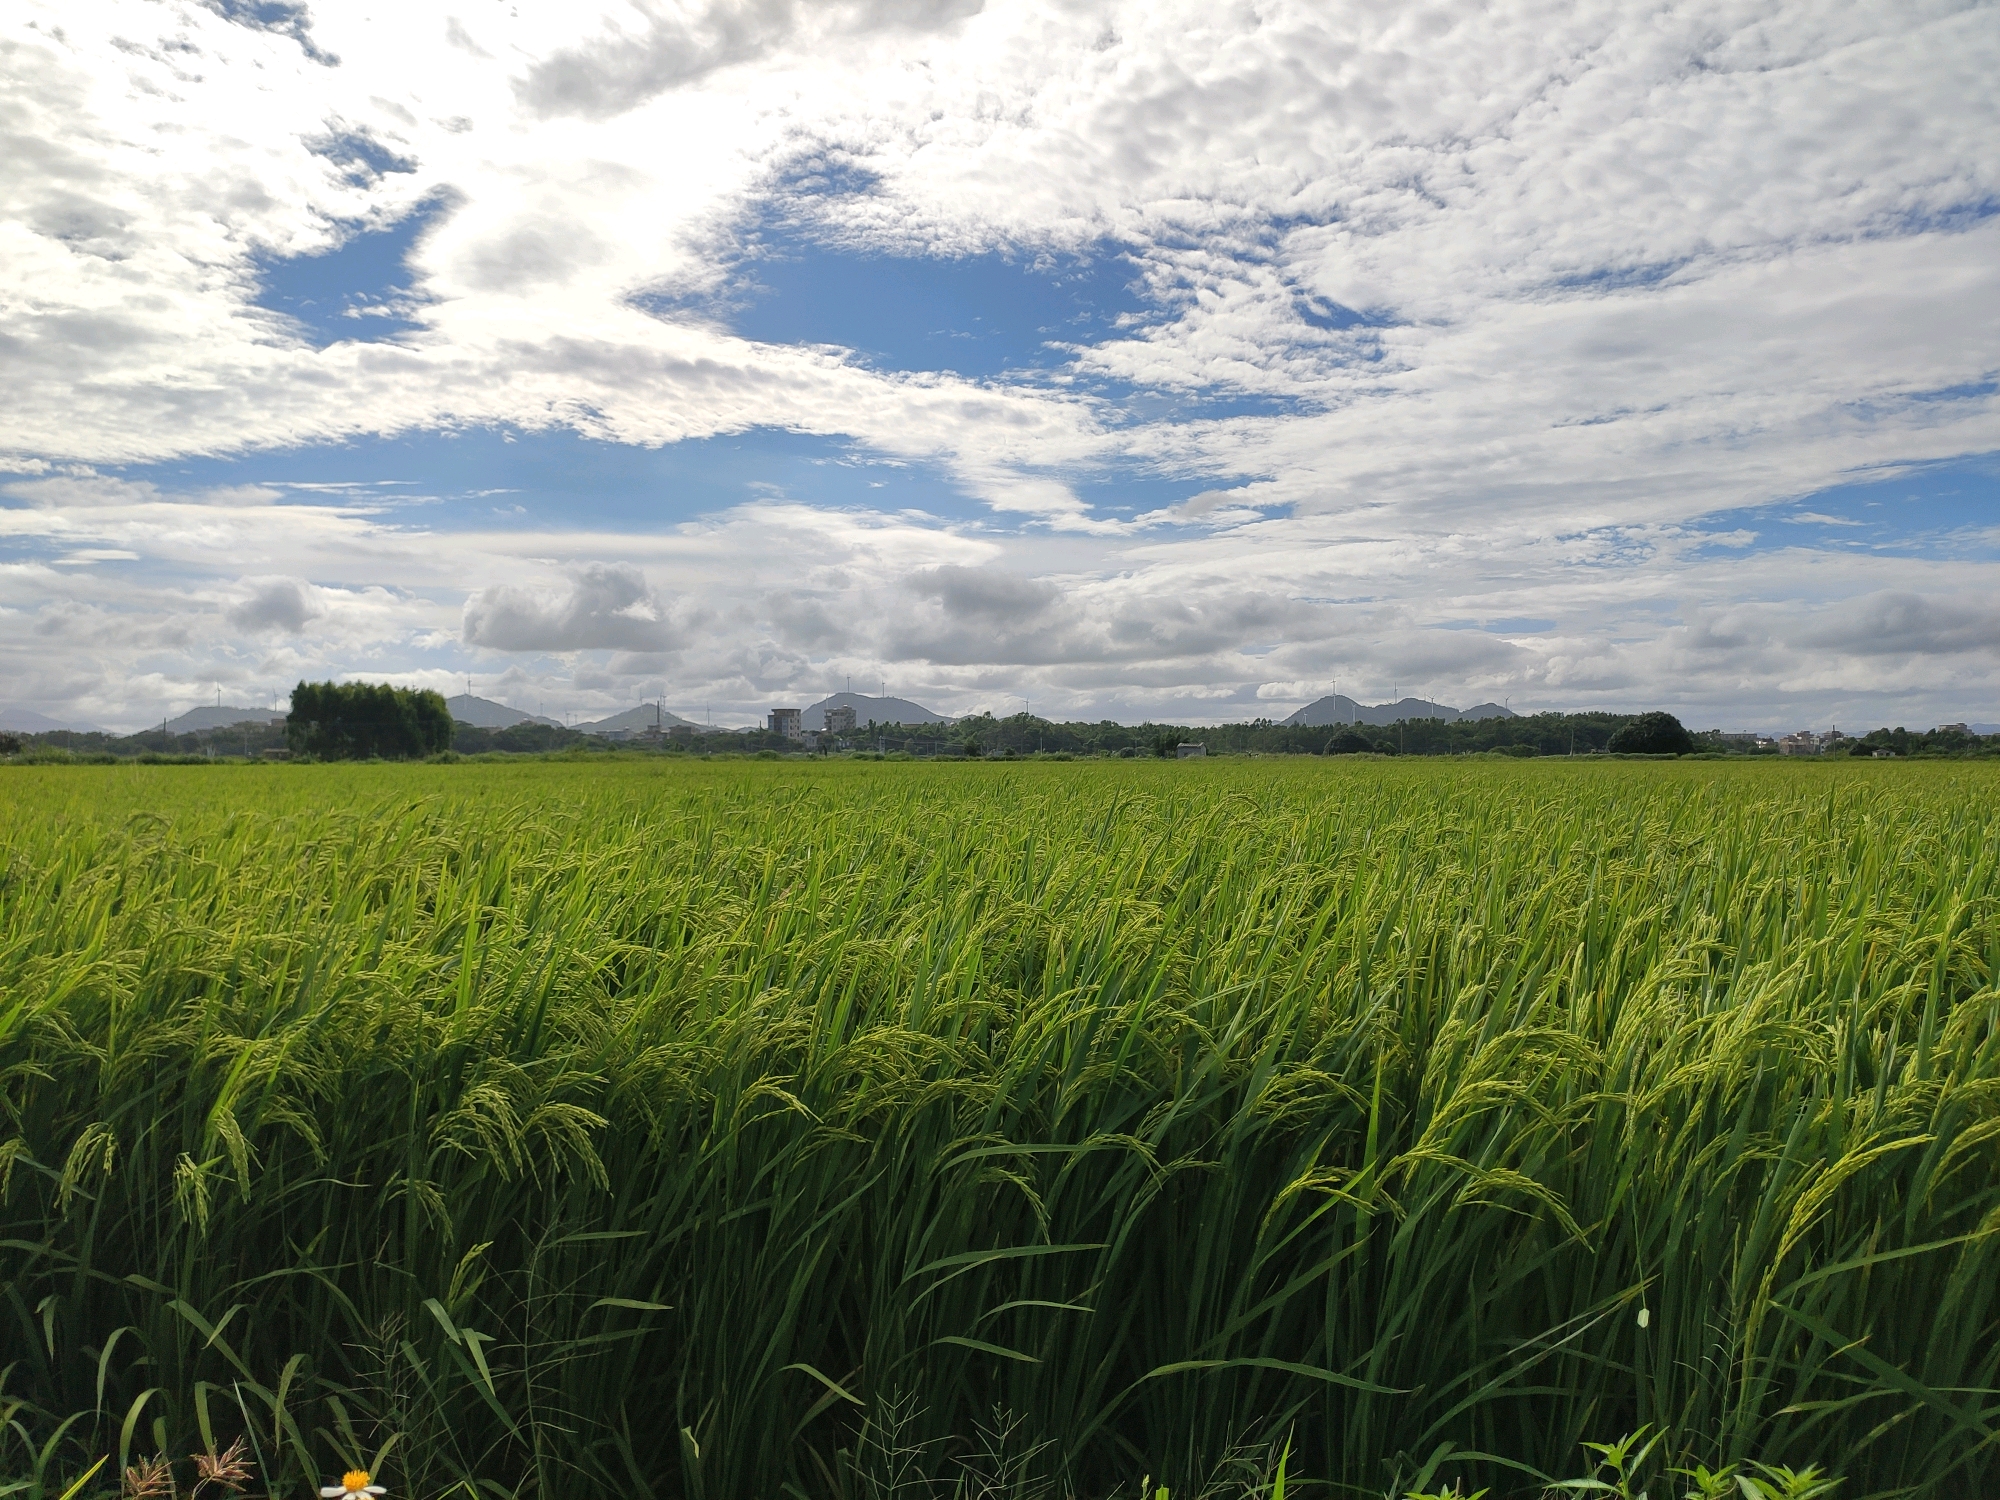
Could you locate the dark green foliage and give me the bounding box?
[286,680,454,760]
[0,731,19,755]
[8,709,2000,765]
[1848,725,1988,758]
[449,720,595,754]
[870,710,1644,759]
[0,722,290,760]
[1607,711,1695,756]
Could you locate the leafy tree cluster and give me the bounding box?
[126,720,289,757]
[1,723,288,760]
[1843,724,2000,758]
[449,721,596,755]
[287,681,453,761]
[841,709,1650,758]
[449,721,794,756]
[1606,711,1697,756]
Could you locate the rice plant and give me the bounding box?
[1,758,1995,1498]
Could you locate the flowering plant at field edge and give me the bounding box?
[321,1471,387,1499]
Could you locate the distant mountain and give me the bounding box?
[1284,694,1519,727]
[163,705,286,733]
[447,693,561,729]
[0,706,103,733]
[575,703,704,735]
[803,692,950,729]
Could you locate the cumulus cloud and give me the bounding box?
[882,563,1325,671]
[1801,592,2000,658]
[910,564,1061,624]
[228,577,325,633]
[462,563,675,652]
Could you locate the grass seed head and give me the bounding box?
[122,1456,173,1500]
[190,1437,252,1497]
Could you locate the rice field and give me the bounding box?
[2,757,1997,1500]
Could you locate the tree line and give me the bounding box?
[6,693,1999,762]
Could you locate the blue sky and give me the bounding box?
[3,0,1998,731]
[113,427,997,529]
[1695,458,2000,564]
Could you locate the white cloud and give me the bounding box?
[463,563,675,652]
[516,0,985,120]
[2,0,1999,729]
[1797,591,2000,660]
[228,576,325,633]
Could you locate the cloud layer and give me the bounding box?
[2,0,1997,729]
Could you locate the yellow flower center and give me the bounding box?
[343,1473,371,1493]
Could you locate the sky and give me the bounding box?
[2,0,1998,732]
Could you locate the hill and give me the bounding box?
[161,705,286,733]
[447,693,561,729]
[804,691,949,729]
[0,706,104,733]
[575,703,704,735]
[1284,694,1518,727]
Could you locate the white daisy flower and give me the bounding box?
[321,1470,387,1499]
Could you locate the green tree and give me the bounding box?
[1607,710,1695,756]
[286,681,454,760]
